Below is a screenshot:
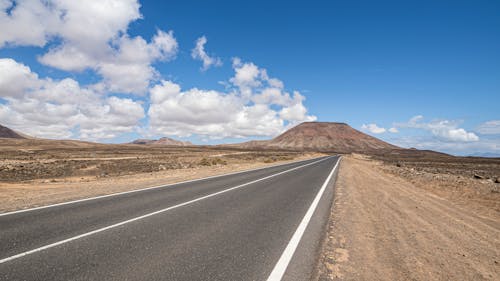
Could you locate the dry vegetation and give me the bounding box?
[372,149,500,181]
[0,139,302,183]
[0,138,322,212]
[371,150,500,215]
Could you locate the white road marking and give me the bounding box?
[0,156,327,217]
[0,156,332,264]
[266,157,341,281]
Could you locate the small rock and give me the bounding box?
[495,177,500,183]
[473,174,484,179]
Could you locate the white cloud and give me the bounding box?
[0,58,144,140]
[437,128,479,142]
[361,123,386,134]
[253,88,293,106]
[389,127,398,133]
[476,120,500,135]
[0,58,41,98]
[390,136,500,156]
[0,2,317,142]
[396,115,479,142]
[1,0,178,95]
[229,58,263,99]
[229,57,292,105]
[1,0,141,48]
[279,94,315,122]
[39,29,178,95]
[191,36,222,71]
[148,59,316,139]
[0,0,59,47]
[37,44,96,72]
[151,30,179,61]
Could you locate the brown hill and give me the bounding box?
[131,137,193,146]
[0,124,25,139]
[231,122,399,153]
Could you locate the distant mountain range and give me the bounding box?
[130,137,193,146]
[1,122,495,157]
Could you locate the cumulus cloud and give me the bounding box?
[279,98,310,121]
[0,56,315,141]
[1,0,140,46]
[0,58,144,139]
[395,115,479,142]
[361,123,386,134]
[388,127,398,133]
[229,58,263,99]
[476,120,500,135]
[38,27,178,95]
[0,2,316,142]
[0,57,41,98]
[148,59,316,139]
[191,36,222,71]
[390,136,500,156]
[0,0,59,47]
[1,0,178,95]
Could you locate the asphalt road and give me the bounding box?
[0,155,340,281]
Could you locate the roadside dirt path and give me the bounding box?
[317,155,499,280]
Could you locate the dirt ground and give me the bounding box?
[0,139,310,182]
[316,154,499,281]
[0,139,323,212]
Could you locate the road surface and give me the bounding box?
[0,156,340,280]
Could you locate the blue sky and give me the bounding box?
[0,0,499,155]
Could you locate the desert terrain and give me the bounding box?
[316,153,499,280]
[1,122,499,280]
[0,138,322,212]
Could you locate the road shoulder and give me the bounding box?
[316,155,499,280]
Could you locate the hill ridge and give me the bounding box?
[131,137,193,146]
[0,124,25,139]
[229,121,398,153]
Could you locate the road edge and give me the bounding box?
[267,156,341,281]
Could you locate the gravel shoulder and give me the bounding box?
[316,155,499,280]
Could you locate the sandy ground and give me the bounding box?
[316,155,499,280]
[0,153,322,212]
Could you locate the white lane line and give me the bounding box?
[0,156,332,264]
[0,156,327,217]
[266,157,341,281]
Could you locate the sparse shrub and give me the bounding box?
[211,158,227,165]
[277,156,293,161]
[199,158,211,166]
[263,157,277,163]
